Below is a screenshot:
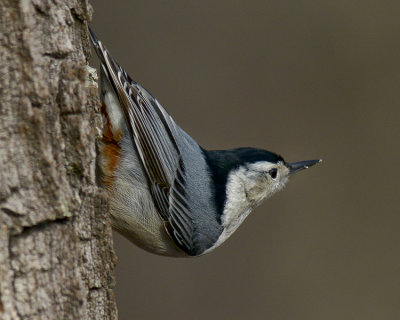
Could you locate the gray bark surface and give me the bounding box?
[0,0,117,319]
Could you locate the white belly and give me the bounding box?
[110,159,186,257]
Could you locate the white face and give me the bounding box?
[242,161,290,206]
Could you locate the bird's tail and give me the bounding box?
[88,27,107,65]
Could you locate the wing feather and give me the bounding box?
[89,28,195,254]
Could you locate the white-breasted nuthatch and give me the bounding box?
[89,28,321,257]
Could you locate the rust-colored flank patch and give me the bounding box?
[100,103,122,187]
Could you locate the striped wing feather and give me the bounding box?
[89,28,194,254]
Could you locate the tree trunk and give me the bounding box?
[0,1,117,319]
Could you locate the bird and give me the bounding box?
[88,27,321,257]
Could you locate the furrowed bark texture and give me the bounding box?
[0,1,117,319]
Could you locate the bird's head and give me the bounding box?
[218,148,321,210]
[236,156,321,206]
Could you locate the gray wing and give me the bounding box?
[89,28,195,254]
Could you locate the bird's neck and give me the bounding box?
[204,167,254,253]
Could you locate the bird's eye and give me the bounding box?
[268,168,278,179]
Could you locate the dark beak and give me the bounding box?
[288,159,322,174]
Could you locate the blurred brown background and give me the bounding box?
[90,1,400,319]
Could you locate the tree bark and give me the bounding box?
[0,1,117,319]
